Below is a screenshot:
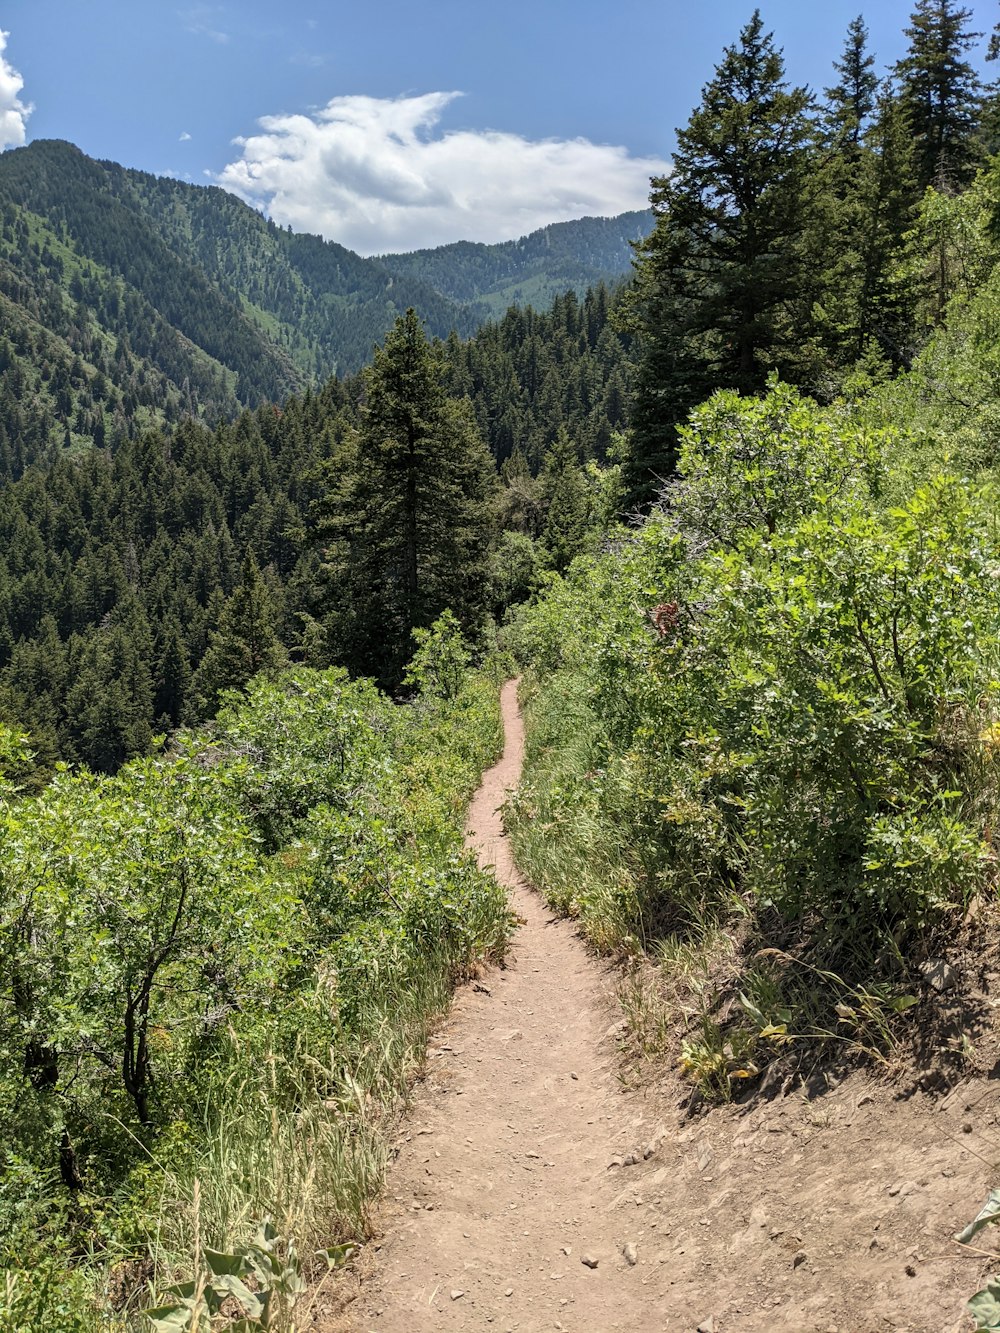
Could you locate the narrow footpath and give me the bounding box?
[341,678,663,1331]
[328,680,993,1333]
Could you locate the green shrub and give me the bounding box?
[0,656,511,1315]
[509,380,1000,1088]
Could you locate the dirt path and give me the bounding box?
[339,678,663,1331]
[326,680,1000,1333]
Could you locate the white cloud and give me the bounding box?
[216,92,667,255]
[181,7,230,44]
[0,31,31,151]
[179,131,192,141]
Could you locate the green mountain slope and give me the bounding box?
[380,210,652,314]
[0,140,644,476]
[0,140,478,377]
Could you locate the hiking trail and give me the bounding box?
[338,677,661,1330]
[324,678,995,1333]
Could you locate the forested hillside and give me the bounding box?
[381,210,652,314]
[0,142,643,479]
[0,283,633,778]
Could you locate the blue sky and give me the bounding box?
[0,1,997,253]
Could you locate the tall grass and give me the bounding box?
[147,954,455,1285]
[506,674,643,955]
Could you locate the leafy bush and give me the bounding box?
[0,657,510,1315]
[507,380,1000,1089]
[0,1261,102,1333]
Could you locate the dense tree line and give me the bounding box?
[0,389,337,772]
[0,283,629,774]
[444,283,635,469]
[624,1,998,503]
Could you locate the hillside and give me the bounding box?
[381,209,652,314]
[0,282,634,776]
[0,141,643,477]
[0,141,474,467]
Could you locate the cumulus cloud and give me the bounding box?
[0,31,31,151]
[179,131,192,141]
[216,92,667,255]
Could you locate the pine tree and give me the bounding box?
[624,10,819,504]
[194,550,285,715]
[895,0,983,192]
[824,15,879,148]
[153,617,192,728]
[812,23,920,370]
[854,87,921,364]
[980,19,1000,156]
[808,17,882,371]
[539,430,590,573]
[325,310,496,686]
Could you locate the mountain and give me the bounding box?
[0,140,475,473]
[381,211,652,315]
[0,139,644,476]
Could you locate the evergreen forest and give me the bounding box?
[9,1,1000,1327]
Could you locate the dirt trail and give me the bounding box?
[339,678,661,1330]
[328,680,1000,1333]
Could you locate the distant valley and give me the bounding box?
[0,138,648,475]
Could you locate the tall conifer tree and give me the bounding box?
[980,19,1000,155]
[813,23,920,369]
[194,551,285,715]
[326,310,496,685]
[895,0,983,191]
[625,10,819,504]
[810,17,881,369]
[854,87,921,364]
[824,15,879,148]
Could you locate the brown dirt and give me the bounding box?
[317,680,1000,1333]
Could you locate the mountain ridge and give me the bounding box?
[0,138,646,475]
[379,209,652,314]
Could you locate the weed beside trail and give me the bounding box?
[505,382,1000,1105]
[0,632,511,1329]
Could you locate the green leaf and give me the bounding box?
[143,1306,195,1333]
[165,1282,197,1300]
[737,991,766,1028]
[205,1248,250,1278]
[321,1242,357,1268]
[968,1279,1000,1329]
[957,1189,1000,1244]
[210,1274,265,1317]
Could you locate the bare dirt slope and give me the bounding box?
[326,680,1000,1333]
